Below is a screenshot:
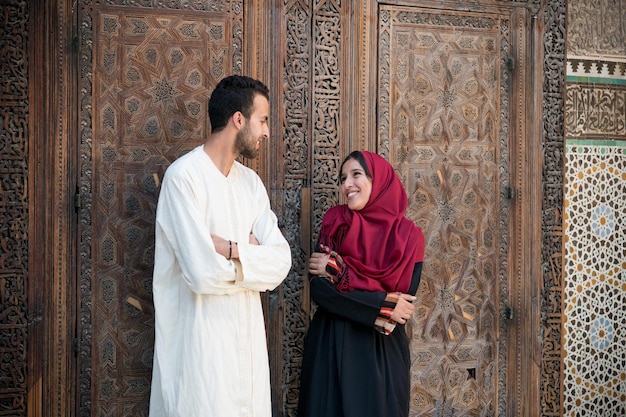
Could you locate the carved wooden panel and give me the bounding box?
[311,0,344,230]
[540,1,566,416]
[378,6,514,416]
[0,1,29,416]
[279,0,314,415]
[279,0,347,414]
[78,2,242,416]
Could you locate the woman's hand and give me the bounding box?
[308,252,332,277]
[390,293,417,324]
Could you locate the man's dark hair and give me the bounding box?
[208,75,270,133]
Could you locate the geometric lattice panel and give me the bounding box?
[378,6,513,416]
[563,141,626,416]
[82,5,238,416]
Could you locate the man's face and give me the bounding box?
[234,94,269,159]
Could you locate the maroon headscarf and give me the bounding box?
[318,151,425,293]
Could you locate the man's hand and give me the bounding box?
[211,234,231,259]
[212,233,259,260]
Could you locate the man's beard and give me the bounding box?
[234,124,259,159]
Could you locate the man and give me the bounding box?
[149,75,292,417]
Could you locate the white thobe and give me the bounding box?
[149,146,292,417]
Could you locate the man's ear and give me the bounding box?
[232,111,244,129]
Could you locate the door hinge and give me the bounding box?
[73,337,81,355]
[505,306,514,320]
[504,186,514,200]
[506,57,515,71]
[74,191,81,212]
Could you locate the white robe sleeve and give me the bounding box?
[155,172,242,295]
[234,178,292,291]
[155,164,291,295]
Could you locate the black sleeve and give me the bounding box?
[407,262,423,296]
[309,262,424,328]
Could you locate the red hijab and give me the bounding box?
[318,151,425,293]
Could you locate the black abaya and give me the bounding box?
[297,263,423,417]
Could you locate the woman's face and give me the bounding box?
[340,158,372,211]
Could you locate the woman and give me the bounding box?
[298,151,425,417]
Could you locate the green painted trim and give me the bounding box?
[566,139,626,147]
[565,139,626,154]
[566,75,626,85]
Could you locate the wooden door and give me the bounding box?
[280,1,534,415]
[75,2,247,415]
[288,1,536,415]
[368,4,531,416]
[380,6,511,414]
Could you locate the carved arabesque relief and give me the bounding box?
[280,0,313,415]
[311,0,343,235]
[279,0,345,414]
[540,1,566,416]
[0,1,29,416]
